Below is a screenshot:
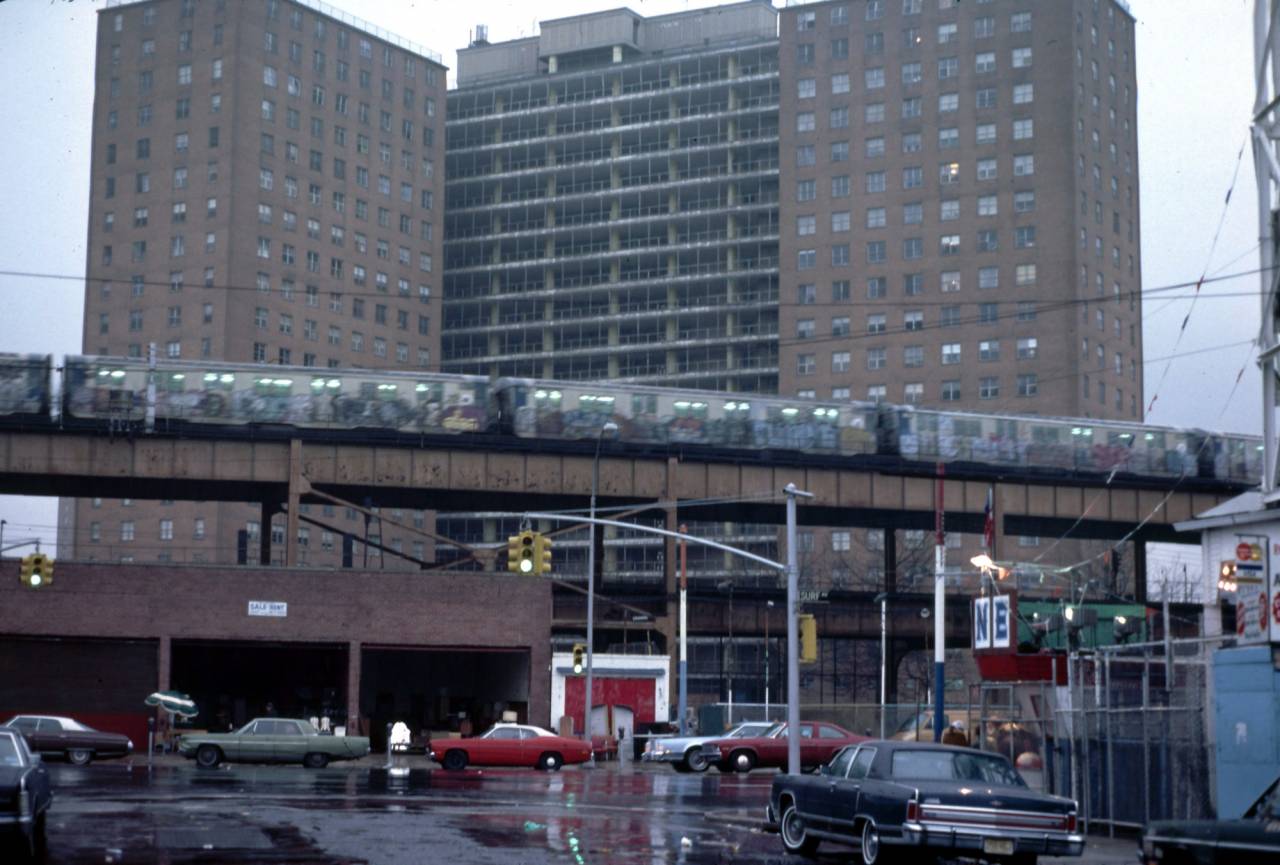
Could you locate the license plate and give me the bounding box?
[983,839,1015,856]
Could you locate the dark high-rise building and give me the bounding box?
[443,1,781,392]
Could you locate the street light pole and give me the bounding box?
[765,599,774,720]
[933,462,946,744]
[784,483,813,775]
[583,420,618,765]
[678,524,688,735]
[874,591,888,739]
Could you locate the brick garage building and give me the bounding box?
[0,561,551,749]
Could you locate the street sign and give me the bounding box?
[973,594,1012,651]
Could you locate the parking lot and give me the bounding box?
[30,757,1140,864]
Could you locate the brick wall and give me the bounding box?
[0,560,552,725]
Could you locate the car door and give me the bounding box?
[239,720,276,762]
[273,720,306,762]
[486,727,521,765]
[830,746,877,840]
[36,718,66,754]
[814,746,858,832]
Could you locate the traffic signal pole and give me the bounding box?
[527,481,812,775]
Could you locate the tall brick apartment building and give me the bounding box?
[777,0,1142,417]
[62,0,447,567]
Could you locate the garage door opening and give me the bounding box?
[171,640,347,733]
[361,648,529,750]
[0,636,158,747]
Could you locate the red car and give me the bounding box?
[428,723,591,772]
[699,721,869,773]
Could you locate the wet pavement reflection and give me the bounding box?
[42,762,788,864]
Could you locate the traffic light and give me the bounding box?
[799,613,817,663]
[518,531,537,574]
[20,553,53,589]
[572,643,586,675]
[535,533,553,575]
[507,533,524,573]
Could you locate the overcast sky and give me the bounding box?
[0,0,1264,552]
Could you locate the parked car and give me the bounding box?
[177,718,370,768]
[1,714,134,765]
[643,721,778,772]
[0,728,51,862]
[631,721,679,762]
[429,723,591,772]
[1141,774,1280,864]
[700,721,870,773]
[769,741,1081,865]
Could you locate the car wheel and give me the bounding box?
[729,749,755,773]
[195,745,223,769]
[684,749,710,773]
[537,752,562,772]
[860,819,887,865]
[779,800,820,857]
[303,752,329,769]
[441,749,467,771]
[67,748,93,766]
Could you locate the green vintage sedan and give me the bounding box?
[177,718,370,768]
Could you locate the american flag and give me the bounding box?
[983,486,995,552]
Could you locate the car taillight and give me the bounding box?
[1066,812,1077,833]
[906,799,919,822]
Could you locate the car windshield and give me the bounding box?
[58,718,91,732]
[891,749,1026,787]
[295,721,318,735]
[729,723,774,739]
[763,724,788,738]
[0,735,22,767]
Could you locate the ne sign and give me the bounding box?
[248,600,288,617]
[973,594,1011,650]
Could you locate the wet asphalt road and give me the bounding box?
[39,760,1139,864]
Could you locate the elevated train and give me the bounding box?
[0,354,1261,485]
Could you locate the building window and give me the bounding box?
[1017,374,1038,397]
[866,348,886,370]
[941,381,961,402]
[1017,337,1039,359]
[941,344,961,365]
[797,354,815,375]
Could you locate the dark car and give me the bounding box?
[769,740,1081,865]
[0,728,51,862]
[2,715,134,765]
[1141,774,1280,865]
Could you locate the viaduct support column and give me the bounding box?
[346,641,361,735]
[285,439,303,566]
[157,634,171,692]
[259,501,279,565]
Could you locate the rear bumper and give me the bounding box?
[900,822,1084,857]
